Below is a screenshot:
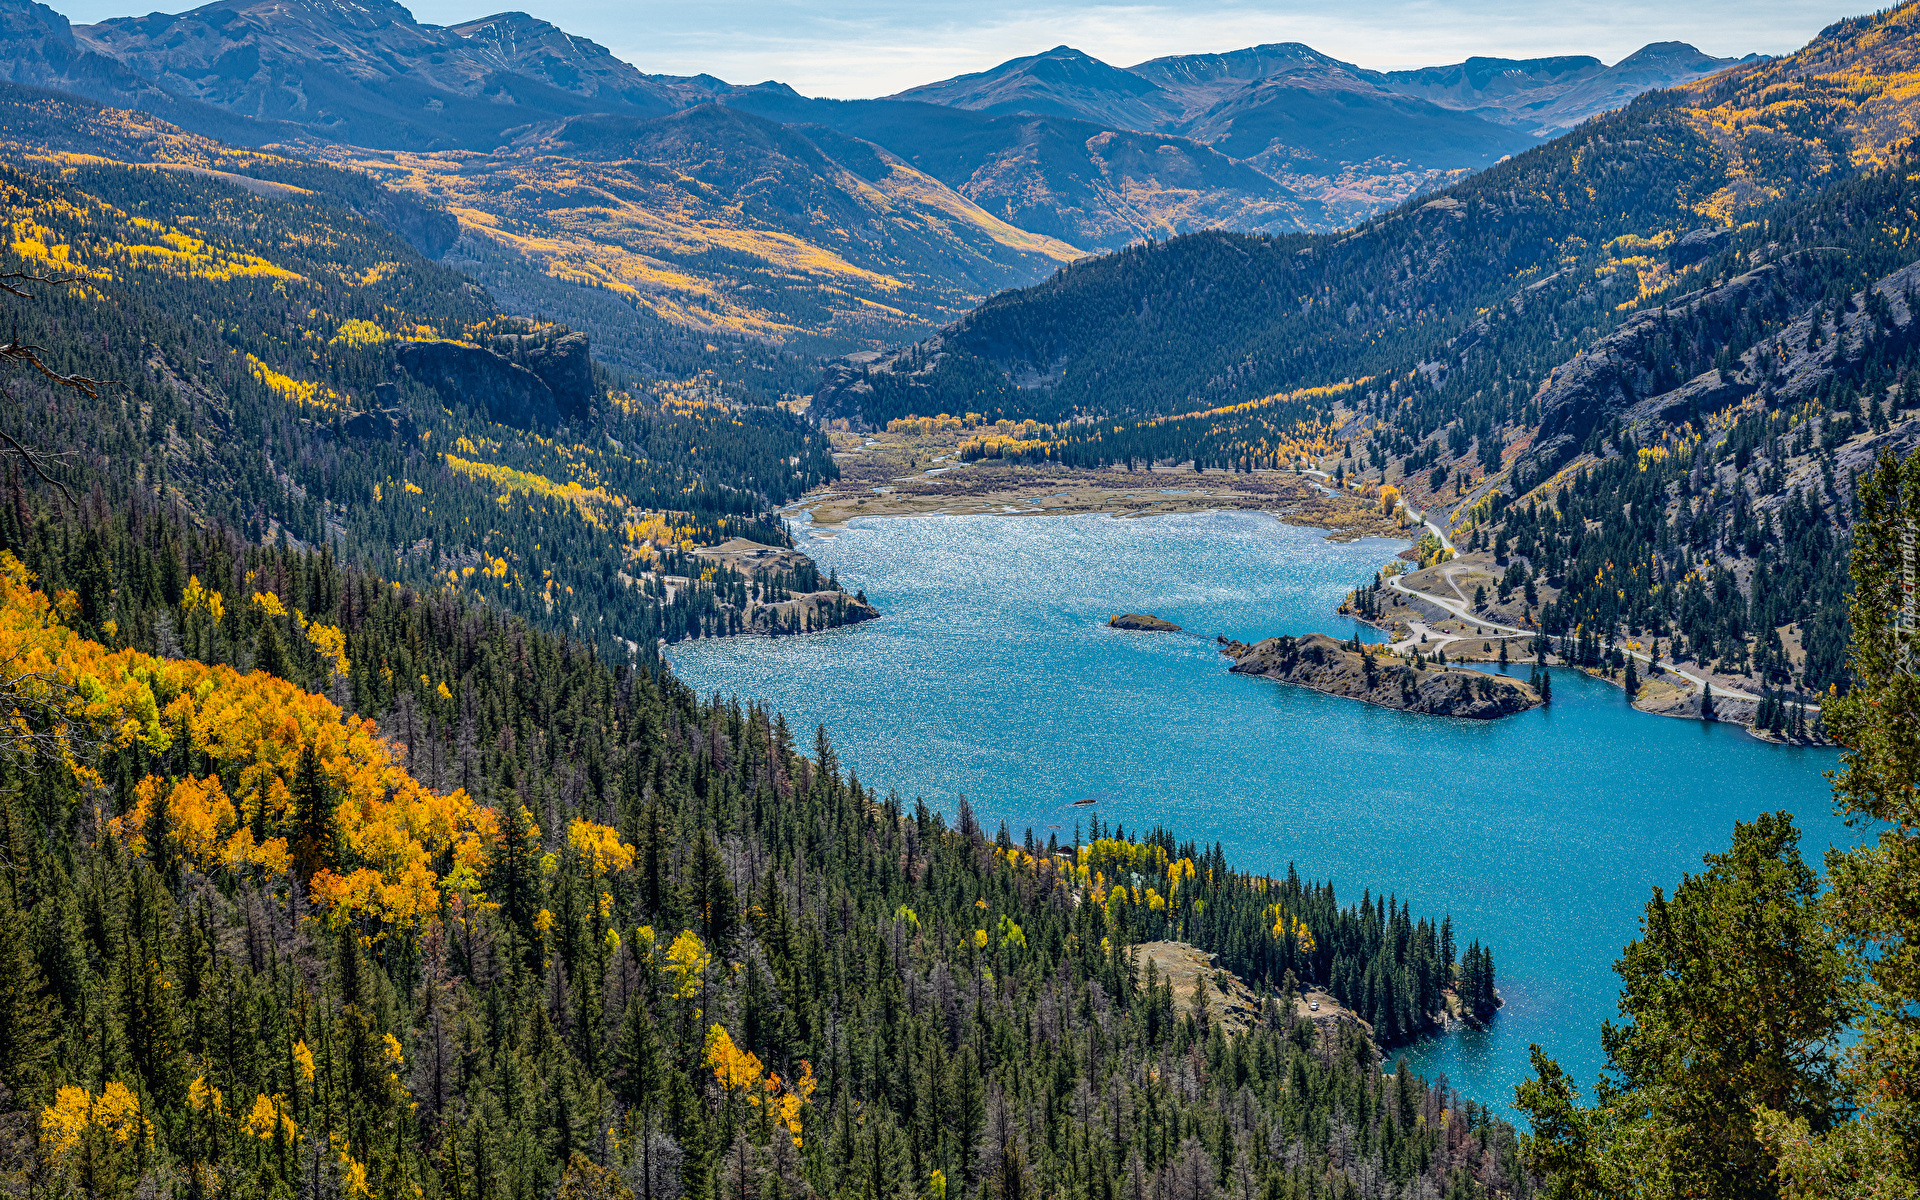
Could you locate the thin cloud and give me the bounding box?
[47,0,1838,97]
[594,0,1832,96]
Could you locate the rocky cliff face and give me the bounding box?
[395,341,563,430]
[394,325,598,431]
[1514,255,1920,483]
[1220,632,1540,718]
[489,329,595,420]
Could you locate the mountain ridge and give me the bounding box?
[804,1,1920,704]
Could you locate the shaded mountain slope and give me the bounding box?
[889,42,1538,174]
[887,44,1177,129]
[62,0,725,149]
[1178,72,1535,172]
[877,37,1744,225]
[1382,43,1752,134]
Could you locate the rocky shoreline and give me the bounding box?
[1220,632,1541,719]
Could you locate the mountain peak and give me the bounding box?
[883,43,1167,124]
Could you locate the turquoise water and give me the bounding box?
[667,510,1851,1115]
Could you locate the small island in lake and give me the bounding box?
[1110,613,1182,632]
[1220,632,1540,719]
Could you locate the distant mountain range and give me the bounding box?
[0,0,1757,363]
[888,41,1752,159]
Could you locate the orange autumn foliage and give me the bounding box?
[0,551,495,931]
[704,1023,816,1147]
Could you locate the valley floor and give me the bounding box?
[804,427,1407,537]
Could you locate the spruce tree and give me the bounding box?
[0,893,52,1104]
[256,615,291,680]
[291,741,337,884]
[688,832,737,951]
[489,780,541,942]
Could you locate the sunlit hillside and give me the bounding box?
[1673,0,1920,218]
[310,106,1083,356]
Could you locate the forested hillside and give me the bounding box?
[0,488,1524,1198]
[1502,452,1920,1198]
[0,100,877,662]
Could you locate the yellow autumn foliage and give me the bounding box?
[330,318,392,347]
[0,552,496,932]
[243,1093,298,1141]
[444,454,624,527]
[39,1082,150,1160]
[568,818,636,877]
[248,354,340,410]
[663,929,712,998]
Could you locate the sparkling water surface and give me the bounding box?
[667,510,1851,1117]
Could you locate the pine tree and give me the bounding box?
[291,741,337,885]
[0,892,53,1104]
[490,784,541,942]
[256,615,291,680]
[689,832,737,951]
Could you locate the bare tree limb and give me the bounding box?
[0,649,98,775]
[0,328,119,401]
[0,427,76,510]
[0,270,79,300]
[0,270,123,508]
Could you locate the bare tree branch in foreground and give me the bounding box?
[0,270,122,509]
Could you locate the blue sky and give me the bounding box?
[48,0,1844,98]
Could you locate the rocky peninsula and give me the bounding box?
[1220,632,1541,719]
[1110,613,1182,632]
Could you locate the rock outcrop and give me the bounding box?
[1512,256,1920,484]
[746,591,880,635]
[1110,613,1181,631]
[394,325,597,431]
[396,340,563,429]
[488,328,595,419]
[1220,632,1540,718]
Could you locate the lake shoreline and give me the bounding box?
[669,508,1848,1116]
[787,465,1415,544]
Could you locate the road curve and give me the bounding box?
[1307,473,1795,708]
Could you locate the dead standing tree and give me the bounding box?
[0,269,119,777]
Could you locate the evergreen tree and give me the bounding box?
[0,892,52,1105]
[291,741,337,885]
[1517,812,1845,1198]
[255,616,291,681]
